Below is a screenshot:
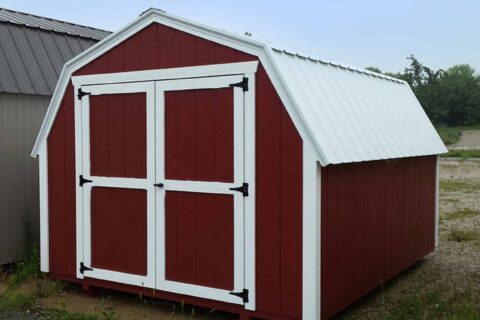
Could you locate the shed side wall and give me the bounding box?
[46,22,303,319]
[0,93,49,263]
[321,156,436,318]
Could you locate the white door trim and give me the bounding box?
[71,61,259,87]
[75,81,156,288]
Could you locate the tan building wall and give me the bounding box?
[0,93,49,263]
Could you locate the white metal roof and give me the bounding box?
[31,8,447,164]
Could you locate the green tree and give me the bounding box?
[440,64,480,125]
[367,56,480,126]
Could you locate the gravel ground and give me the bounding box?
[451,130,480,149]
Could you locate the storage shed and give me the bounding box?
[0,7,110,264]
[31,9,447,320]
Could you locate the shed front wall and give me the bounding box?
[0,93,49,263]
[46,23,303,319]
[321,156,437,318]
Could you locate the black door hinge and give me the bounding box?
[79,262,93,274]
[77,88,91,100]
[229,289,249,303]
[229,77,248,92]
[79,175,93,187]
[229,183,249,197]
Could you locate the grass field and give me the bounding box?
[1,159,480,320]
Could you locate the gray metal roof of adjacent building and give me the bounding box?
[0,8,111,96]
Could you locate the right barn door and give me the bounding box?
[155,75,254,308]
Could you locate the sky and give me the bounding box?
[1,0,478,73]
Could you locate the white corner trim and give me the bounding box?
[39,142,49,273]
[31,9,321,165]
[302,143,321,319]
[434,155,440,247]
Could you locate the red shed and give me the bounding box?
[31,9,447,320]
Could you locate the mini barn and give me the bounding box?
[31,9,447,320]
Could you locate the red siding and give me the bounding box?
[91,187,147,275]
[321,156,437,319]
[48,85,76,278]
[90,93,147,178]
[47,22,303,319]
[165,89,234,182]
[165,192,234,290]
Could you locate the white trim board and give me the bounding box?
[434,155,440,247]
[39,142,49,273]
[30,9,320,164]
[302,145,321,319]
[72,61,258,86]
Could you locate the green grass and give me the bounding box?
[8,245,40,288]
[449,229,480,242]
[440,179,478,193]
[436,126,463,145]
[441,149,480,158]
[443,208,480,221]
[386,291,480,320]
[0,291,35,313]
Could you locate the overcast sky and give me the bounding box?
[1,0,477,73]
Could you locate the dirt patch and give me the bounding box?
[38,284,236,320]
[451,130,480,149]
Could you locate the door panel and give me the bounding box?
[90,93,147,178]
[156,75,246,305]
[165,191,234,290]
[78,82,155,288]
[165,88,234,182]
[91,187,147,276]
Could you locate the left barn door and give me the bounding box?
[76,82,156,288]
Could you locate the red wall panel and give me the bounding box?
[47,22,304,319]
[321,156,437,319]
[164,88,234,182]
[91,187,147,275]
[90,93,147,178]
[47,85,76,278]
[165,192,234,290]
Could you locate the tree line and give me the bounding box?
[367,56,480,127]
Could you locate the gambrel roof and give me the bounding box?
[31,8,447,165]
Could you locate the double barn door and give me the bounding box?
[74,70,255,309]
